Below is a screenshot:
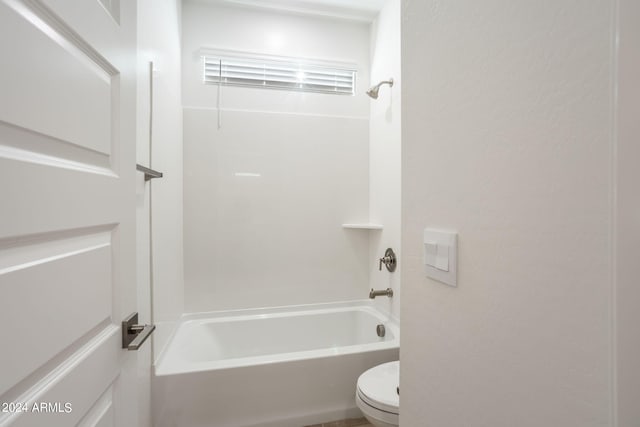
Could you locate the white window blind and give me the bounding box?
[203,54,356,95]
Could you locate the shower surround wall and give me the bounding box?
[137,2,183,425]
[368,0,401,321]
[136,0,184,359]
[182,1,372,312]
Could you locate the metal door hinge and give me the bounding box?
[122,312,155,351]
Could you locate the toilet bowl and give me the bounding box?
[355,361,399,427]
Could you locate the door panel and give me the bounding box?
[76,386,115,427]
[0,1,113,155]
[0,0,138,425]
[0,228,113,396]
[8,329,122,427]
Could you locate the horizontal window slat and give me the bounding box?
[207,70,353,84]
[205,59,354,76]
[301,76,354,84]
[205,72,354,86]
[206,72,354,86]
[206,77,353,90]
[204,78,354,89]
[302,69,355,77]
[211,68,298,79]
[205,66,354,82]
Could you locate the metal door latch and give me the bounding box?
[122,312,155,351]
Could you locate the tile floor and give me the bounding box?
[304,417,373,427]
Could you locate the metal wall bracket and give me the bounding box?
[122,312,155,351]
[136,164,163,181]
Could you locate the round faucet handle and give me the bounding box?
[378,248,397,272]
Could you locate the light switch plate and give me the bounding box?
[424,229,457,287]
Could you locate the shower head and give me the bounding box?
[366,78,394,99]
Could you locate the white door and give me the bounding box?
[0,0,140,426]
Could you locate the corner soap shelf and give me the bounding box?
[342,223,383,230]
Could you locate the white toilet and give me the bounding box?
[355,361,399,427]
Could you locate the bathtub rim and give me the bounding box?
[154,299,399,376]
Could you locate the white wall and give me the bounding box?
[368,0,401,321]
[614,0,640,424]
[182,1,372,312]
[136,0,184,358]
[401,1,614,426]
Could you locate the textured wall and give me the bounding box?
[615,0,640,425]
[400,1,613,425]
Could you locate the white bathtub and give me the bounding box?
[153,301,399,427]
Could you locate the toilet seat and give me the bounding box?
[357,388,399,415]
[355,361,399,426]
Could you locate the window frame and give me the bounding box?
[201,48,358,96]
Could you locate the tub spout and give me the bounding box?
[369,288,393,299]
